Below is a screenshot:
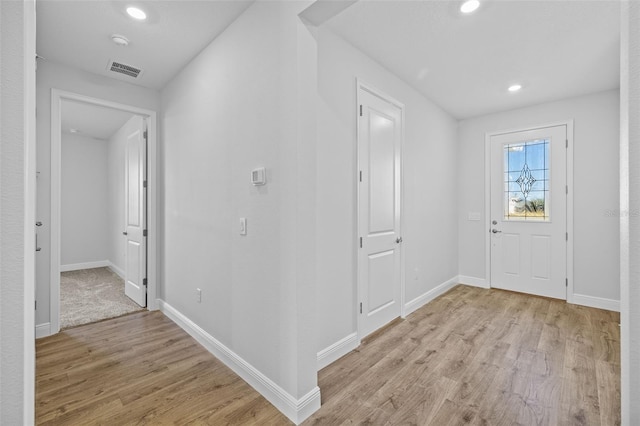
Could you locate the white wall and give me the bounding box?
[316,29,459,355]
[0,0,36,423]
[60,133,109,267]
[620,2,640,423]
[160,1,318,422]
[35,60,159,326]
[458,90,620,305]
[107,116,138,275]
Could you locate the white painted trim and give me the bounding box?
[356,79,406,339]
[60,260,110,272]
[619,4,632,423]
[107,261,125,279]
[23,2,37,422]
[572,294,620,313]
[458,275,489,289]
[317,332,359,371]
[50,90,62,334]
[404,276,459,317]
[565,121,575,304]
[484,120,574,301]
[50,89,158,335]
[35,323,51,339]
[484,130,491,291]
[355,79,363,341]
[158,300,321,425]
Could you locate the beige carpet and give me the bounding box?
[60,267,144,329]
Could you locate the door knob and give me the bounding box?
[396,237,403,243]
[122,231,128,236]
[36,221,42,227]
[492,229,502,234]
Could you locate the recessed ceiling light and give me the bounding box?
[460,0,480,14]
[508,84,523,92]
[111,34,130,46]
[126,6,147,20]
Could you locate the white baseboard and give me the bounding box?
[35,322,51,339]
[317,332,359,371]
[158,300,320,424]
[458,275,489,288]
[60,260,110,272]
[571,293,620,312]
[107,261,125,279]
[404,276,459,317]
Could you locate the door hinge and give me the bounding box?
[566,278,568,287]
[143,278,148,287]
[143,229,148,237]
[359,171,362,182]
[566,139,568,148]
[143,180,147,188]
[360,237,363,248]
[566,232,568,241]
[360,302,362,314]
[143,130,148,140]
[359,105,363,117]
[566,185,568,194]
[35,300,37,310]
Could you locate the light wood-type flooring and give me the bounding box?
[36,285,620,425]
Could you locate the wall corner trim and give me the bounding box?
[317,332,359,371]
[571,293,620,312]
[458,275,490,289]
[157,299,320,424]
[404,276,459,317]
[35,322,52,339]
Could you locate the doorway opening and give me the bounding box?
[48,90,158,334]
[485,121,574,300]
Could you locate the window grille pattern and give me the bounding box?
[504,139,550,221]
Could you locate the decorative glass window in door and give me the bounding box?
[504,139,550,221]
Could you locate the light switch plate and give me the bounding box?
[240,217,247,235]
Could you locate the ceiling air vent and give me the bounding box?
[106,60,144,79]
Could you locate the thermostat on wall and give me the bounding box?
[251,167,266,186]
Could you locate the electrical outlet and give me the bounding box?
[196,288,202,303]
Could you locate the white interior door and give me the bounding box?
[490,125,567,299]
[358,83,403,338]
[124,116,147,307]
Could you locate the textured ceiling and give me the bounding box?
[326,0,621,119]
[61,100,135,140]
[37,1,621,120]
[37,0,254,90]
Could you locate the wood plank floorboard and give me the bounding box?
[304,286,620,426]
[36,285,620,425]
[36,311,291,425]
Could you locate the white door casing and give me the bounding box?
[47,89,157,335]
[357,81,404,339]
[489,124,568,300]
[124,116,147,307]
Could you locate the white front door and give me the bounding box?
[124,116,147,307]
[357,83,403,338]
[489,125,567,299]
